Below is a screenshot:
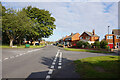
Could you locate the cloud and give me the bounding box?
[1,2,118,41]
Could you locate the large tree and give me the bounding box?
[23,6,56,45]
[2,8,34,46]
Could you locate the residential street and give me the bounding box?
[2,45,116,80]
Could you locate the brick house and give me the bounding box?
[64,33,80,47]
[79,30,99,44]
[104,29,120,49]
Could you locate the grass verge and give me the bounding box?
[0,45,45,48]
[64,48,113,53]
[74,56,120,78]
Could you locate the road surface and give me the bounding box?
[1,45,116,80]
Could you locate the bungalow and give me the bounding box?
[64,33,80,47]
[104,29,120,49]
[79,30,99,44]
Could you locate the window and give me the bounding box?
[86,37,90,39]
[116,35,120,39]
[80,37,83,39]
[107,36,113,39]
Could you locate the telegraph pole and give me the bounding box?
[108,26,110,51]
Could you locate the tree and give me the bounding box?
[94,41,100,48]
[100,40,108,49]
[2,8,34,46]
[23,6,56,45]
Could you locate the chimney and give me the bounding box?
[93,29,95,35]
[71,33,73,35]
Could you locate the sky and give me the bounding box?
[1,0,119,41]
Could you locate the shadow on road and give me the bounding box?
[25,56,80,80]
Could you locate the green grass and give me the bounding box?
[74,56,120,78]
[64,48,113,53]
[0,45,45,48]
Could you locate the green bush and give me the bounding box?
[100,40,108,49]
[94,41,100,48]
[76,41,90,48]
[76,41,84,48]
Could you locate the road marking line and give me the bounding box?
[52,62,55,65]
[45,75,50,80]
[20,54,23,56]
[58,66,61,69]
[50,65,54,69]
[48,69,53,74]
[10,56,14,59]
[58,63,62,65]
[16,55,19,57]
[4,58,8,60]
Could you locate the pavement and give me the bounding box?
[1,45,118,80]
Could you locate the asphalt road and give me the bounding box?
[1,45,117,80]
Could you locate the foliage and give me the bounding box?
[76,41,84,48]
[23,6,56,41]
[76,41,90,48]
[100,40,108,49]
[2,5,56,46]
[94,41,100,48]
[64,48,113,53]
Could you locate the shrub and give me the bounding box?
[76,41,84,48]
[94,41,100,48]
[76,41,90,48]
[100,40,108,49]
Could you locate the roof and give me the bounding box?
[112,29,120,35]
[84,31,99,37]
[66,33,78,39]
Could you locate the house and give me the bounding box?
[64,33,80,47]
[58,35,68,45]
[105,29,120,49]
[79,30,99,44]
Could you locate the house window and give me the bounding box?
[116,35,120,39]
[86,37,90,39]
[116,43,119,48]
[107,36,113,39]
[80,37,83,39]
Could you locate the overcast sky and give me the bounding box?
[1,0,119,41]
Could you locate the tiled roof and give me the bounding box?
[66,33,77,39]
[112,29,120,35]
[84,31,99,37]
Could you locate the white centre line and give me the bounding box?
[45,75,50,80]
[10,56,14,59]
[4,58,8,60]
[45,50,60,80]
[58,66,61,69]
[48,69,53,74]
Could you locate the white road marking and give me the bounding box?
[19,54,23,56]
[50,65,54,69]
[45,75,50,80]
[58,66,61,69]
[48,69,53,74]
[16,55,19,57]
[10,56,14,59]
[52,62,55,65]
[4,58,8,60]
[58,63,62,65]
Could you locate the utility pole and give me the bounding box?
[108,26,110,51]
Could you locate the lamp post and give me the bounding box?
[108,26,110,51]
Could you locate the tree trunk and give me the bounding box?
[10,38,13,47]
[33,41,35,46]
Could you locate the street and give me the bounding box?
[2,45,115,80]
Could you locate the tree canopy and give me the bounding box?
[2,5,56,46]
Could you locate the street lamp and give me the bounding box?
[108,26,110,50]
